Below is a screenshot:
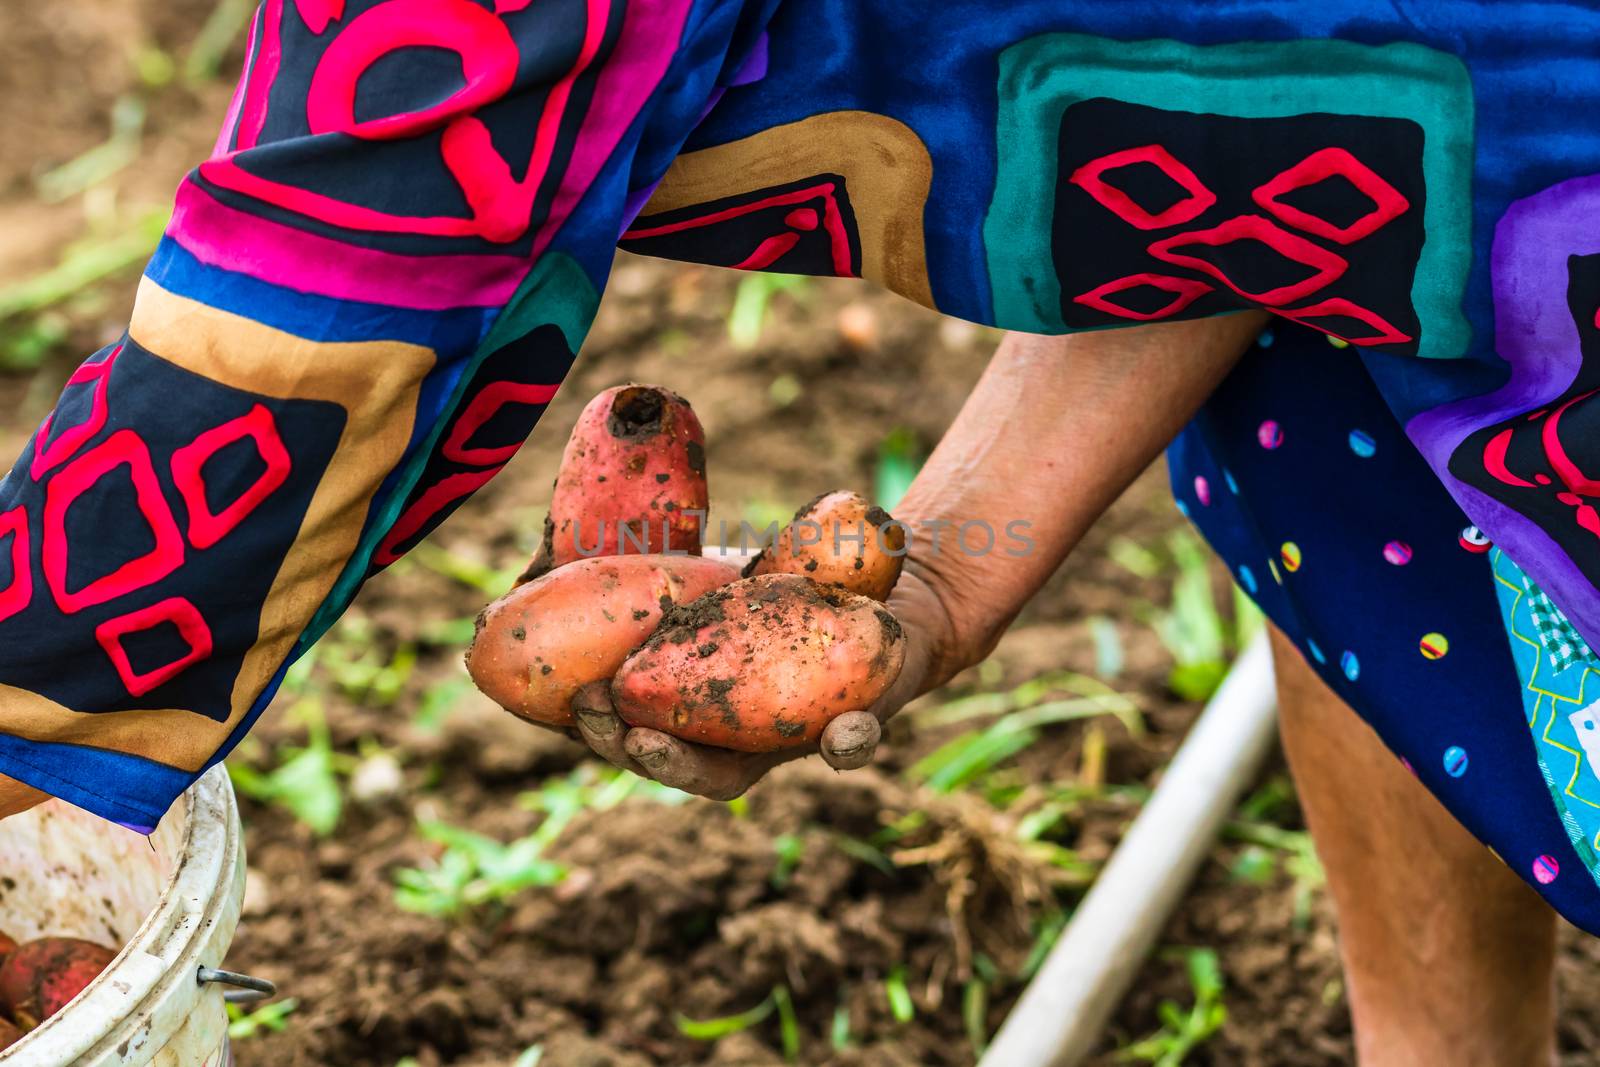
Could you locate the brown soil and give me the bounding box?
[6,6,1600,1066]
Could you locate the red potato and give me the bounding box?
[469,554,740,728]
[0,931,18,964]
[612,573,906,752]
[745,491,905,601]
[521,384,708,583]
[0,937,116,1028]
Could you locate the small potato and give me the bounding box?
[522,384,708,582]
[612,574,906,752]
[745,491,905,601]
[469,554,740,728]
[0,1017,20,1049]
[0,937,116,1028]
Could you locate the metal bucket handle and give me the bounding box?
[195,967,276,1005]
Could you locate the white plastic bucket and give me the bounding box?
[0,765,251,1066]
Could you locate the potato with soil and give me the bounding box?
[612,574,905,751]
[744,491,904,601]
[0,937,116,1028]
[470,554,740,728]
[521,384,708,582]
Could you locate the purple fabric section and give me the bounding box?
[728,31,769,86]
[535,0,695,262]
[620,33,768,234]
[622,174,669,232]
[1405,174,1600,645]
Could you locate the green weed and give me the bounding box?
[226,998,299,1040]
[1116,947,1227,1067]
[728,273,808,349]
[227,700,348,836]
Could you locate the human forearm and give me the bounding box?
[569,314,1269,799]
[894,313,1269,685]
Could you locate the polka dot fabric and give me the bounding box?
[1169,324,1600,931]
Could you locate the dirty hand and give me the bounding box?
[571,315,1267,800]
[570,560,958,800]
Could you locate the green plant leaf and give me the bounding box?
[884,966,915,1024]
[963,977,990,1057]
[874,427,923,512]
[773,984,800,1061]
[227,998,299,1040]
[676,994,775,1040]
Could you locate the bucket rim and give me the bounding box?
[0,766,242,1064]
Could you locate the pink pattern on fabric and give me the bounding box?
[304,0,519,143]
[211,13,255,155]
[176,0,694,305]
[43,430,186,615]
[31,344,122,483]
[0,507,31,625]
[293,0,345,34]
[168,183,527,309]
[441,381,560,466]
[235,0,285,153]
[171,404,294,550]
[199,0,612,243]
[95,597,215,697]
[373,468,500,566]
[531,0,694,264]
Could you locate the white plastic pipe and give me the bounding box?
[979,632,1279,1067]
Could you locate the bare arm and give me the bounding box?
[575,311,1270,797]
[896,311,1271,690]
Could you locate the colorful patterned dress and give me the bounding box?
[8,0,1600,930]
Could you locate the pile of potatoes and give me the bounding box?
[0,934,116,1046]
[468,384,907,752]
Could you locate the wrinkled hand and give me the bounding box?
[570,564,957,799]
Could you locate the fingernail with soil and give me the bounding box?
[575,710,616,739]
[635,747,668,771]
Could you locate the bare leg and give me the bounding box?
[1270,624,1557,1066]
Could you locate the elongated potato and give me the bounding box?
[744,490,904,601]
[612,574,906,751]
[521,384,708,582]
[469,555,740,727]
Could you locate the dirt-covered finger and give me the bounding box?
[571,681,638,772]
[820,711,880,770]
[622,729,784,800]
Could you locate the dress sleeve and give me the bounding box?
[0,0,755,830]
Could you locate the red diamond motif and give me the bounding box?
[0,507,30,625]
[171,405,293,550]
[1274,297,1413,347]
[1147,215,1347,307]
[1252,147,1410,245]
[43,430,185,614]
[1069,144,1217,230]
[96,597,213,697]
[442,381,560,467]
[1074,273,1214,321]
[30,344,123,482]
